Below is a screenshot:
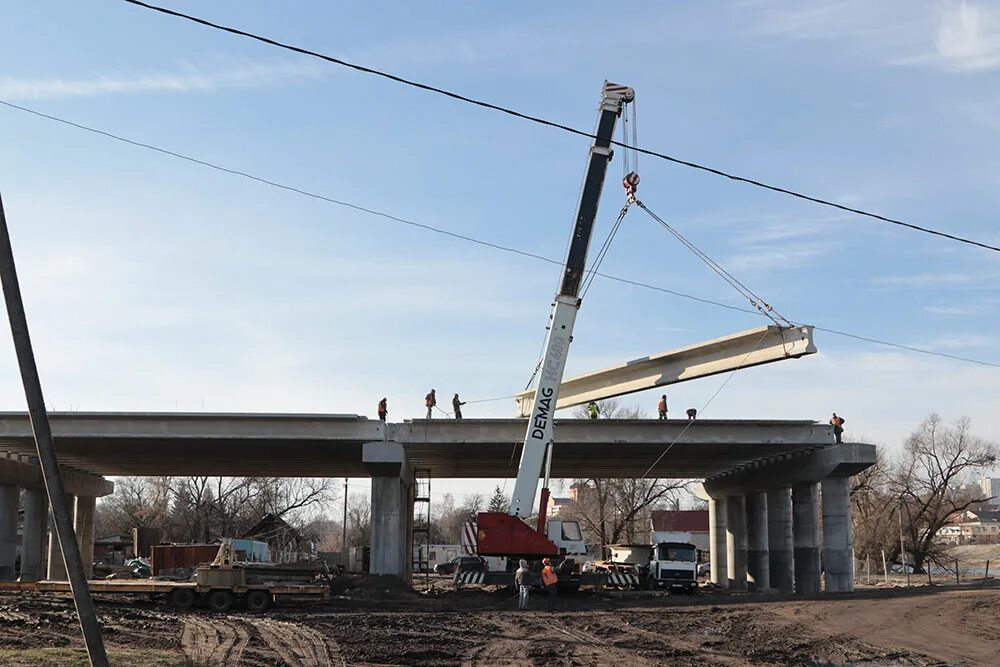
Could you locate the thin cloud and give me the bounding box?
[0,58,325,101]
[894,1,1000,71]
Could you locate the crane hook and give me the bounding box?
[623,171,640,202]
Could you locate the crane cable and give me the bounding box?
[580,201,632,299]
[633,199,793,328]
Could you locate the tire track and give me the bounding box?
[181,616,249,666]
[250,617,346,667]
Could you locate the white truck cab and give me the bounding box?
[649,541,698,593]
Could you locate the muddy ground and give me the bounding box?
[0,581,997,666]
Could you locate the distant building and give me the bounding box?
[979,478,1000,506]
[240,513,311,562]
[546,496,575,517]
[939,509,1000,545]
[650,510,709,553]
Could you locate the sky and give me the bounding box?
[1,0,998,506]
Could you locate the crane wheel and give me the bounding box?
[207,589,235,613]
[168,588,196,610]
[245,590,273,613]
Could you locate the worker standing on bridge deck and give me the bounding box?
[686,408,697,421]
[657,394,668,420]
[515,559,531,610]
[541,558,558,609]
[830,412,846,443]
[377,397,388,422]
[452,393,466,420]
[587,401,600,420]
[425,389,437,419]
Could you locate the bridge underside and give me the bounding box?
[0,413,834,479]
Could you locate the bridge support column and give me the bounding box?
[708,496,728,586]
[822,476,854,592]
[362,442,412,581]
[726,494,747,590]
[767,486,794,593]
[746,490,769,591]
[0,485,18,580]
[47,494,74,581]
[792,482,821,594]
[19,488,47,581]
[74,495,96,579]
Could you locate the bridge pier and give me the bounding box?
[708,496,728,586]
[362,441,413,581]
[726,494,747,590]
[821,476,854,592]
[745,490,769,591]
[766,486,794,593]
[0,485,18,580]
[792,482,821,594]
[19,488,47,581]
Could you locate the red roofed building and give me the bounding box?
[650,510,710,552]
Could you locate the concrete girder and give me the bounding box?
[515,325,815,416]
[703,442,876,496]
[0,456,113,497]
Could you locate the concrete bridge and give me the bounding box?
[0,412,874,594]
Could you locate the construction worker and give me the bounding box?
[425,389,436,419]
[587,401,600,420]
[377,397,388,422]
[657,394,668,420]
[541,557,558,609]
[452,393,466,420]
[515,559,531,610]
[686,407,697,421]
[830,412,846,443]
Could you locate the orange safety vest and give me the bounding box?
[426,394,435,407]
[378,400,387,413]
[657,399,667,412]
[542,565,558,586]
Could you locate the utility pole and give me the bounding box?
[342,477,348,571]
[0,191,109,666]
[897,503,910,586]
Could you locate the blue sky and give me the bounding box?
[1,1,998,502]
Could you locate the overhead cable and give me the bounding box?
[3,98,998,370]
[120,0,1000,254]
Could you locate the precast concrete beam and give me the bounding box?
[362,442,412,580]
[19,488,46,582]
[0,485,17,580]
[746,490,769,591]
[709,496,728,586]
[792,482,821,594]
[704,443,876,496]
[726,494,747,591]
[0,456,113,497]
[515,325,816,416]
[822,476,854,592]
[767,486,794,593]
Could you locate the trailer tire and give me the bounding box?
[207,589,234,613]
[168,588,196,610]
[245,590,273,613]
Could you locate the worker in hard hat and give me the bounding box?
[587,401,600,420]
[541,557,558,609]
[452,393,466,420]
[657,394,668,420]
[377,397,388,422]
[515,559,532,610]
[425,389,436,419]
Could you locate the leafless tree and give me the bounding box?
[345,492,371,547]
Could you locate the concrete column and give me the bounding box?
[822,476,854,593]
[767,486,794,593]
[726,494,747,591]
[708,496,728,586]
[362,442,412,580]
[792,482,821,594]
[745,490,769,591]
[0,485,18,581]
[19,488,47,582]
[74,495,96,579]
[46,494,74,581]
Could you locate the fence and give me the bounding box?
[854,550,994,587]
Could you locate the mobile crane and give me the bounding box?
[467,81,638,589]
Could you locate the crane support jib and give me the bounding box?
[508,82,633,518]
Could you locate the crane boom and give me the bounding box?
[508,81,634,518]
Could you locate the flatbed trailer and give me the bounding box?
[0,578,330,613]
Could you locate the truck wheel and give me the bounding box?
[168,588,195,610]
[245,590,273,613]
[207,589,234,613]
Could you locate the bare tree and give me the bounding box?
[95,476,171,537]
[345,492,371,547]
[850,448,898,562]
[891,415,997,572]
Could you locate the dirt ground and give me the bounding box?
[0,582,997,666]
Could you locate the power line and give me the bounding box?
[2,98,998,370]
[120,0,1000,254]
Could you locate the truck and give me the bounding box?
[465,80,640,591]
[606,540,698,592]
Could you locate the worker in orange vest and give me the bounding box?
[830,412,846,443]
[377,397,388,422]
[657,394,668,420]
[425,389,436,419]
[541,557,558,609]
